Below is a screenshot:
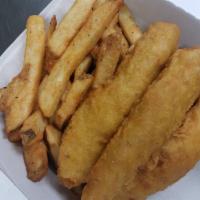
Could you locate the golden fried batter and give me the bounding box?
[82,49,200,200]
[58,22,180,188]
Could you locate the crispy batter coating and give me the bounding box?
[124,99,200,200]
[58,22,180,188]
[82,49,200,200]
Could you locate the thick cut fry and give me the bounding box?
[48,0,96,58]
[39,0,122,117]
[45,15,57,73]
[115,25,129,56]
[124,99,200,200]
[21,111,47,147]
[93,0,107,9]
[82,49,200,200]
[0,16,45,133]
[119,4,142,45]
[102,14,119,39]
[55,75,93,129]
[58,22,180,188]
[93,33,121,88]
[45,125,61,165]
[74,55,92,80]
[91,45,100,60]
[7,129,22,143]
[47,15,57,42]
[23,142,48,182]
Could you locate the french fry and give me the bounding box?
[93,0,107,9]
[55,74,93,129]
[61,82,72,102]
[115,25,129,56]
[93,33,121,88]
[20,111,48,182]
[0,16,45,133]
[47,15,57,42]
[45,125,61,165]
[21,111,47,147]
[91,45,100,60]
[23,142,48,182]
[74,55,92,80]
[48,0,96,58]
[45,15,57,73]
[7,129,22,143]
[119,4,142,45]
[39,0,123,117]
[102,14,119,39]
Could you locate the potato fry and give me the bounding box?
[23,142,48,182]
[119,4,142,45]
[61,82,72,102]
[91,45,100,60]
[55,74,93,129]
[0,16,45,133]
[82,49,200,200]
[45,125,61,165]
[93,33,121,88]
[45,15,57,73]
[48,0,96,58]
[58,22,180,188]
[102,14,119,39]
[93,0,107,9]
[39,0,122,117]
[115,25,129,56]
[124,99,200,200]
[7,129,22,143]
[21,111,47,147]
[47,15,57,42]
[74,55,92,80]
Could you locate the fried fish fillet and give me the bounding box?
[124,99,200,200]
[58,22,180,188]
[82,48,200,200]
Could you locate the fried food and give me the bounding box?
[21,111,47,147]
[48,0,96,58]
[119,4,142,45]
[58,22,180,188]
[23,142,48,182]
[38,0,122,117]
[102,14,119,39]
[82,48,200,200]
[115,25,129,56]
[45,15,57,73]
[0,16,45,133]
[93,33,121,88]
[93,0,107,9]
[74,55,92,80]
[45,125,61,165]
[21,111,48,182]
[123,99,200,200]
[55,74,93,129]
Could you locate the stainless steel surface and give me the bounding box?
[0,0,51,55]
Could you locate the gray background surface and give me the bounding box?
[0,0,51,55]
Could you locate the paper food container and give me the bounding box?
[1,0,200,199]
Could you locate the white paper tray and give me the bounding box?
[1,0,200,199]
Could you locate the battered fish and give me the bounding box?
[125,99,200,200]
[58,22,180,188]
[82,48,200,200]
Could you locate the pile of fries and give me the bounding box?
[1,0,200,199]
